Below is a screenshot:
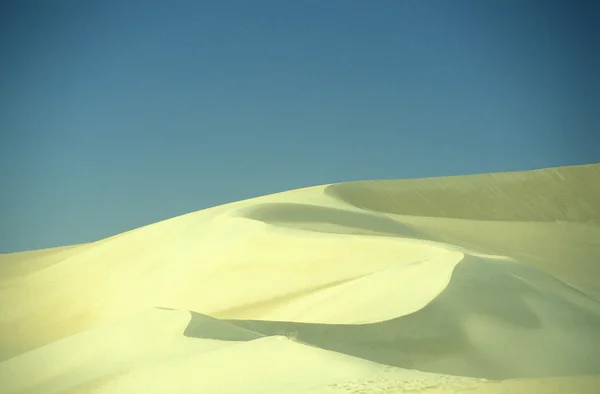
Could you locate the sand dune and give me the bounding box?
[228,254,600,380]
[0,307,476,394]
[1,163,599,393]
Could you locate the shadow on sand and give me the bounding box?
[239,202,423,238]
[324,164,600,223]
[183,256,600,380]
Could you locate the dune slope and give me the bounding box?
[0,163,599,393]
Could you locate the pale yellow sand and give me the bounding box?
[0,163,599,393]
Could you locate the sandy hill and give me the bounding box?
[0,163,599,394]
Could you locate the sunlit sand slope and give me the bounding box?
[0,163,599,393]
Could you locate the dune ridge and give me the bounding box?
[1,163,599,393]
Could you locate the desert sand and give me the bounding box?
[1,163,599,393]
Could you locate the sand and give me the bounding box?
[1,163,599,393]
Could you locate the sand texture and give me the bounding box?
[1,163,599,393]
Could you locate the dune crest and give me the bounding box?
[1,163,599,393]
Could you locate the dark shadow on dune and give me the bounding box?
[183,311,264,342]
[325,164,600,222]
[239,203,422,238]
[202,256,600,380]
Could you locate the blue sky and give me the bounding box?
[1,0,598,253]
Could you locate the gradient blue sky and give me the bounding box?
[1,0,598,253]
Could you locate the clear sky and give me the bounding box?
[1,0,598,253]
